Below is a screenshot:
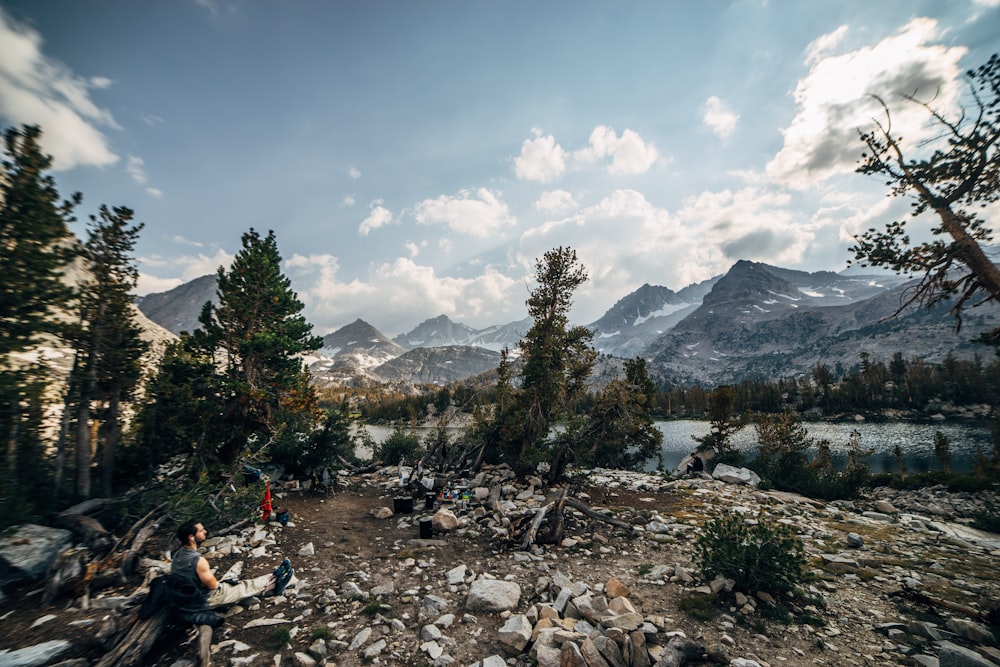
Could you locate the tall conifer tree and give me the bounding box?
[1,125,79,509]
[195,228,323,466]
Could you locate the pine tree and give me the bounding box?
[194,228,323,467]
[483,247,597,474]
[1,125,79,509]
[68,205,148,498]
[0,125,80,359]
[853,54,1000,344]
[573,357,663,471]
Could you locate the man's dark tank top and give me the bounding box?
[171,547,208,607]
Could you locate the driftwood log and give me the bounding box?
[505,486,635,550]
[95,606,170,667]
[890,587,984,620]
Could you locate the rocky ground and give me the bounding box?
[1,466,999,667]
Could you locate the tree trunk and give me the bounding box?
[6,412,19,496]
[76,387,93,498]
[102,386,122,497]
[54,338,83,502]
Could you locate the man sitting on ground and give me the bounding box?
[170,519,294,625]
[686,451,704,475]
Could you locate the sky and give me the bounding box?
[2,1,999,337]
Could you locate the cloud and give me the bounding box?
[514,129,567,182]
[341,195,356,207]
[414,188,516,238]
[126,155,163,197]
[136,248,235,295]
[285,253,520,335]
[535,189,577,213]
[0,6,119,170]
[703,96,739,138]
[518,190,716,320]
[575,126,659,176]
[676,186,813,266]
[136,274,183,296]
[171,235,203,248]
[348,166,361,180]
[806,24,849,65]
[358,201,395,235]
[766,18,967,189]
[517,183,828,323]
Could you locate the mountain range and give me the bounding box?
[135,261,1000,387]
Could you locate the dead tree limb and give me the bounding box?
[537,488,569,545]
[122,523,158,578]
[111,502,167,555]
[95,607,171,667]
[564,498,632,530]
[215,516,253,537]
[521,503,552,551]
[890,588,983,620]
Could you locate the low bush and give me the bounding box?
[678,593,718,621]
[971,500,1000,533]
[695,510,807,595]
[374,428,423,466]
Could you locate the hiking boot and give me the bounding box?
[273,558,291,581]
[274,565,294,596]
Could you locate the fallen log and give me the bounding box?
[536,488,569,546]
[564,498,632,530]
[122,523,158,578]
[521,502,552,551]
[215,516,253,538]
[95,607,170,667]
[889,587,983,620]
[51,512,112,551]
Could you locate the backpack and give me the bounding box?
[137,574,221,628]
[137,575,171,620]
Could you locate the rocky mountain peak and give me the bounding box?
[133,274,217,335]
[393,315,478,349]
[701,260,803,311]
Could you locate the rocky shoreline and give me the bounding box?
[0,466,998,667]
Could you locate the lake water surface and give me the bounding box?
[649,419,993,474]
[362,419,994,474]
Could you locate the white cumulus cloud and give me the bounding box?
[766,18,967,189]
[514,129,567,182]
[285,253,520,335]
[413,188,516,238]
[358,201,395,235]
[703,96,739,138]
[0,6,119,170]
[137,248,235,295]
[575,126,659,176]
[535,189,577,213]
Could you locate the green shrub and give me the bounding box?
[750,415,870,500]
[266,627,291,650]
[374,428,423,466]
[678,593,718,621]
[695,510,807,595]
[267,408,359,476]
[971,499,1000,533]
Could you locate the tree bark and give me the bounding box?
[101,386,123,496]
[76,355,95,498]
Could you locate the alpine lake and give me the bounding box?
[363,418,995,475]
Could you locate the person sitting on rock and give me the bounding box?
[685,452,704,475]
[170,520,294,625]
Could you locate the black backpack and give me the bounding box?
[137,575,221,628]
